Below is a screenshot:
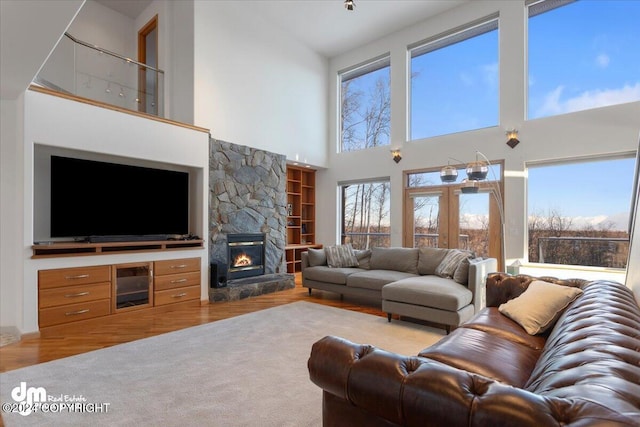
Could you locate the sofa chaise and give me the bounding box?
[308,274,640,426]
[301,246,497,333]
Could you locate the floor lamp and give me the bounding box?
[440,151,506,271]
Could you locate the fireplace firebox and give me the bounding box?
[227,233,266,280]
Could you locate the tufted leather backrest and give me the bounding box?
[526,280,640,416]
[486,273,587,307]
[487,274,640,422]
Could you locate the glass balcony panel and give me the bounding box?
[34,33,164,118]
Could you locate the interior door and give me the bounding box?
[138,15,158,115]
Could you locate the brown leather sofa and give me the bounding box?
[308,274,640,426]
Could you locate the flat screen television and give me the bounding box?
[50,155,189,241]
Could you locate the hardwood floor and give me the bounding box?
[0,274,386,373]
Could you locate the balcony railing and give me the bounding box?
[34,33,164,117]
[342,232,390,250]
[537,236,629,269]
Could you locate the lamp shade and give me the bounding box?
[460,179,479,194]
[440,165,458,183]
[466,161,488,180]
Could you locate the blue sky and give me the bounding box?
[528,0,640,119]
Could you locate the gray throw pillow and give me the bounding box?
[325,244,359,268]
[452,257,473,285]
[435,249,471,279]
[417,247,450,275]
[307,248,327,267]
[354,249,372,269]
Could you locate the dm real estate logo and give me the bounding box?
[10,382,46,416]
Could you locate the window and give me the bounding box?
[528,0,640,119]
[527,156,635,268]
[341,180,391,249]
[409,16,498,140]
[339,56,390,152]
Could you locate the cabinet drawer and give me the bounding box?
[155,271,200,291]
[154,258,200,276]
[39,266,111,289]
[39,299,111,328]
[154,285,200,306]
[39,282,111,309]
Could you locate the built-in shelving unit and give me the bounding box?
[285,166,321,273]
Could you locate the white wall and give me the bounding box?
[192,0,328,167]
[0,97,24,328]
[317,0,640,269]
[14,90,210,333]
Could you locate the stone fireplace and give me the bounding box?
[208,138,293,302]
[227,233,266,280]
[208,138,287,274]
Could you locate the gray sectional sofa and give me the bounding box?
[301,246,497,332]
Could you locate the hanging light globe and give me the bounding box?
[460,179,479,194]
[440,165,458,183]
[466,161,488,180]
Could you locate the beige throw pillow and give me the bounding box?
[499,280,583,335]
[325,244,359,268]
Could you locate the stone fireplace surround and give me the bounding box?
[208,138,293,300]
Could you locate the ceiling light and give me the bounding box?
[344,0,355,11]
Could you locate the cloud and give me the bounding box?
[459,72,474,86]
[596,53,610,68]
[482,62,498,88]
[535,82,640,117]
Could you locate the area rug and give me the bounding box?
[0,302,444,426]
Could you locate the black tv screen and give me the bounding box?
[50,155,189,239]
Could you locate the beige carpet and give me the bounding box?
[0,301,444,426]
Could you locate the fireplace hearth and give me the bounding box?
[227,233,266,280]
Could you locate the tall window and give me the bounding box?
[528,0,640,120]
[341,180,391,249]
[409,16,498,140]
[339,56,390,152]
[527,156,635,268]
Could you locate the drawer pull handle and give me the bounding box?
[171,278,188,284]
[170,265,188,269]
[65,292,90,298]
[65,274,90,280]
[172,293,188,298]
[65,309,90,316]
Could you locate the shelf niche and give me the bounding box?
[285,165,320,273]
